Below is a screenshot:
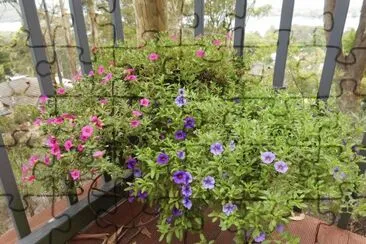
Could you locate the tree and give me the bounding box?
[324,0,366,112]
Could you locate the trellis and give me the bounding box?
[0,0,365,243]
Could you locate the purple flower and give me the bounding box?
[229,140,236,151]
[178,88,185,95]
[172,207,183,217]
[177,150,186,160]
[210,142,224,155]
[182,197,192,209]
[126,157,137,169]
[261,152,276,164]
[254,232,266,243]
[222,203,237,216]
[156,153,169,165]
[274,161,289,174]
[128,190,135,203]
[181,184,192,197]
[184,117,195,129]
[137,190,148,200]
[175,95,187,107]
[166,216,173,224]
[276,224,285,233]
[175,130,187,140]
[202,176,215,190]
[133,168,142,178]
[172,171,192,185]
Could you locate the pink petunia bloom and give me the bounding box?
[54,117,64,125]
[21,164,29,174]
[196,49,205,58]
[64,139,73,151]
[212,39,221,47]
[130,120,141,128]
[88,70,95,77]
[139,98,150,107]
[125,68,135,75]
[148,53,159,61]
[56,87,66,95]
[132,110,143,117]
[33,118,42,126]
[47,136,58,147]
[99,98,108,105]
[39,95,49,104]
[44,155,51,165]
[50,144,61,157]
[93,150,105,159]
[81,125,94,139]
[90,115,104,129]
[73,71,82,81]
[97,65,105,75]
[125,74,137,81]
[101,73,112,84]
[61,113,76,120]
[70,169,80,181]
[28,155,39,167]
[77,144,85,152]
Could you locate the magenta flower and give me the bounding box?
[101,73,112,84]
[77,144,84,152]
[274,161,288,174]
[39,95,49,104]
[148,53,159,61]
[90,115,104,129]
[64,139,73,151]
[222,202,237,216]
[261,151,276,164]
[130,120,141,128]
[28,155,39,167]
[202,176,215,190]
[156,153,169,165]
[88,70,94,77]
[195,49,205,58]
[44,155,51,165]
[99,98,108,105]
[97,65,105,75]
[210,142,224,156]
[56,87,65,95]
[70,169,80,181]
[132,110,143,117]
[212,39,221,46]
[140,98,150,107]
[93,150,105,159]
[81,125,94,139]
[33,118,42,126]
[175,130,187,140]
[125,74,137,81]
[254,232,266,243]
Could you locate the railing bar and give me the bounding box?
[69,0,93,75]
[0,135,31,238]
[233,0,247,57]
[273,0,295,88]
[317,0,350,100]
[19,0,54,97]
[194,0,204,37]
[109,0,124,45]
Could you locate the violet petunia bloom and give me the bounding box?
[184,117,195,129]
[177,150,186,160]
[222,203,237,216]
[261,151,276,164]
[172,207,182,217]
[210,142,224,156]
[156,153,169,165]
[274,161,289,174]
[276,224,285,233]
[166,216,173,224]
[254,232,266,243]
[133,168,142,178]
[181,184,192,197]
[172,171,192,184]
[126,157,137,169]
[137,190,148,200]
[175,130,187,140]
[175,95,187,107]
[202,176,215,190]
[182,197,192,209]
[178,88,185,95]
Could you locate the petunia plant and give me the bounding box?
[30,34,366,243]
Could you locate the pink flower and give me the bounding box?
[54,117,64,125]
[99,98,108,105]
[21,164,29,174]
[73,71,82,81]
[93,150,105,159]
[148,53,159,61]
[47,136,58,147]
[212,39,221,46]
[70,169,80,181]
[132,110,143,117]
[28,155,39,167]
[27,175,36,183]
[101,73,112,84]
[50,144,61,157]
[64,139,73,151]
[130,120,141,128]
[61,113,76,120]
[125,68,135,75]
[39,95,49,104]
[88,70,95,77]
[90,115,104,129]
[44,155,51,165]
[77,144,85,152]
[139,98,150,107]
[33,118,42,126]
[125,74,137,81]
[97,65,105,75]
[196,49,205,58]
[81,125,94,139]
[56,87,66,95]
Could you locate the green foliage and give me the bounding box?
[342,28,356,55]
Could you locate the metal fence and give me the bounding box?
[0,0,365,243]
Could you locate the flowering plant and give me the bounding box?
[30,35,365,243]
